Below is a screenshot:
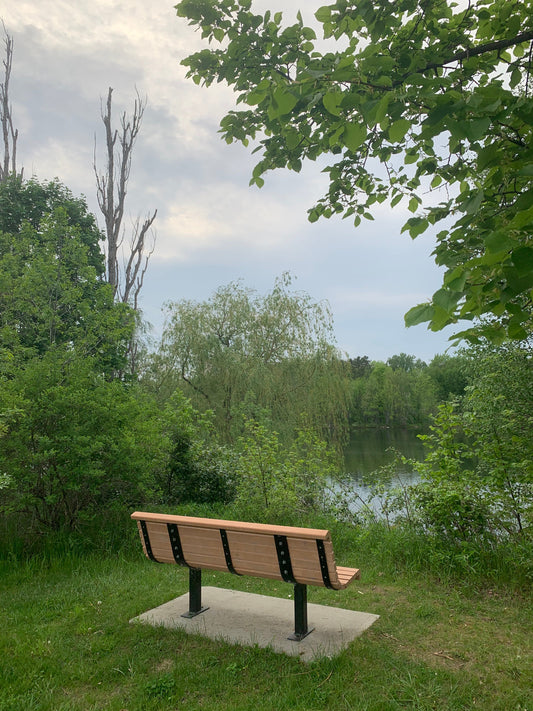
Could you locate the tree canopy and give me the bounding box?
[176,0,533,343]
[151,274,350,444]
[0,177,132,371]
[0,177,156,532]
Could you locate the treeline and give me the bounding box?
[346,353,470,429]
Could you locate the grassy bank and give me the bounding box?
[1,514,531,711]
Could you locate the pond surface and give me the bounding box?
[344,428,426,479]
[341,428,426,516]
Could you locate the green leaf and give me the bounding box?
[269,89,298,118]
[511,247,533,277]
[433,288,460,314]
[403,216,428,237]
[464,117,491,142]
[408,196,419,213]
[444,267,468,292]
[315,6,331,22]
[485,231,514,254]
[507,320,528,339]
[388,119,410,143]
[404,150,419,165]
[342,123,367,152]
[404,303,434,327]
[390,193,403,208]
[323,91,342,116]
[461,190,484,215]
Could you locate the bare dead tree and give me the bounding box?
[0,23,22,183]
[94,87,157,306]
[123,212,157,310]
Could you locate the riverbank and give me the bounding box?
[1,516,531,710]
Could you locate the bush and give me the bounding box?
[0,350,163,536]
[230,417,342,524]
[155,391,235,505]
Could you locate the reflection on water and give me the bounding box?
[344,428,426,479]
[341,428,426,516]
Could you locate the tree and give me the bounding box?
[349,359,437,427]
[94,87,157,309]
[0,352,161,533]
[0,177,132,371]
[0,23,21,183]
[151,273,350,445]
[426,352,470,401]
[231,417,341,524]
[387,353,426,373]
[176,0,533,343]
[0,177,161,533]
[347,355,372,379]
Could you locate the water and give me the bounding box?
[344,428,425,478]
[340,428,426,517]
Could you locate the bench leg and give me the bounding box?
[288,583,314,641]
[181,568,209,618]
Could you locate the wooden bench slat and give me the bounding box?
[132,511,330,540]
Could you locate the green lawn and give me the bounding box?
[1,545,531,711]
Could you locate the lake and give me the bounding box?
[341,428,426,516]
[344,428,426,478]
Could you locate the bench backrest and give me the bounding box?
[131,512,350,590]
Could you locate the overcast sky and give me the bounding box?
[4,0,459,361]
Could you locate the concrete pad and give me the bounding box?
[131,586,379,661]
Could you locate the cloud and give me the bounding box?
[153,178,310,262]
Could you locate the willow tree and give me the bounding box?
[154,274,350,445]
[176,0,533,343]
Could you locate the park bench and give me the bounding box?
[131,511,360,641]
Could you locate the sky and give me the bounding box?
[3,0,460,362]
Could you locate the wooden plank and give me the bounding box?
[226,530,280,577]
[336,566,361,589]
[179,526,225,568]
[131,511,329,540]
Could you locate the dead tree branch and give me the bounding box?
[0,23,22,183]
[94,86,157,304]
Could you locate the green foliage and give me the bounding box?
[0,176,104,271]
[156,391,235,505]
[151,273,350,445]
[230,417,342,523]
[0,177,162,535]
[356,345,533,580]
[0,176,133,372]
[462,343,533,534]
[176,0,533,342]
[426,352,470,401]
[0,351,163,533]
[403,344,533,542]
[349,356,438,427]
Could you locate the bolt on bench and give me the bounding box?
[131,511,360,641]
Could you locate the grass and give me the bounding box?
[0,520,532,711]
